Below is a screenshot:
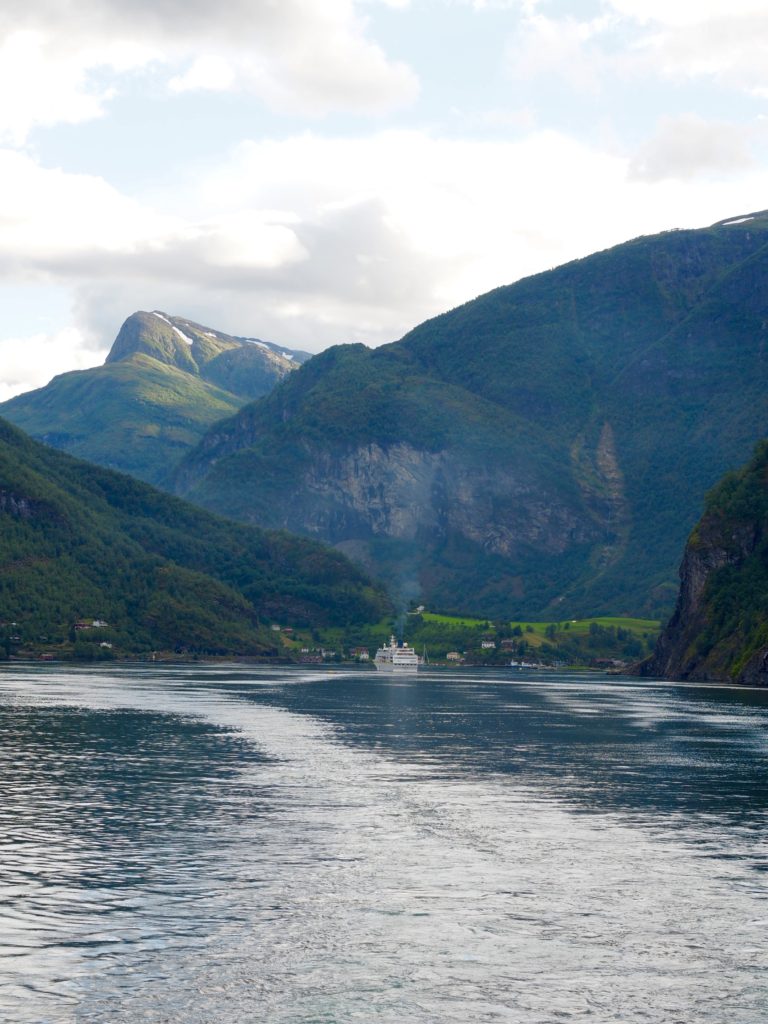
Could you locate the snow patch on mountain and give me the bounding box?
[172,326,194,346]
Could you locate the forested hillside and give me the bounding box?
[0,417,389,657]
[174,213,768,619]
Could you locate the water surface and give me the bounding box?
[0,665,766,1022]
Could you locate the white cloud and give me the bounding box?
[0,328,101,402]
[0,32,114,145]
[605,1,764,27]
[497,2,768,103]
[0,150,178,271]
[629,115,756,181]
[169,55,236,94]
[192,129,642,306]
[3,125,768,402]
[163,1,420,116]
[598,2,768,96]
[505,12,613,93]
[0,0,418,143]
[648,15,768,96]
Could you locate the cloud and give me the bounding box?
[648,14,768,96]
[605,0,763,28]
[505,12,612,94]
[600,2,768,96]
[3,125,768,396]
[0,328,101,402]
[0,150,178,273]
[67,196,459,352]
[161,1,420,116]
[169,55,236,94]
[629,115,756,181]
[0,32,116,145]
[498,2,768,103]
[0,1,418,142]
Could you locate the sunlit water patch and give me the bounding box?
[0,665,766,1022]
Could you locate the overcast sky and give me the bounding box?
[2,0,768,399]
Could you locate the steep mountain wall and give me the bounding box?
[176,214,768,618]
[641,441,768,684]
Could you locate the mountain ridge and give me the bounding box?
[174,212,768,618]
[0,311,311,486]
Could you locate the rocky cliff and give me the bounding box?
[175,338,638,617]
[641,442,768,684]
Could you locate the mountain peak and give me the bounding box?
[105,311,312,375]
[0,310,313,486]
[105,310,228,372]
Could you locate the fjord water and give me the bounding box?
[0,667,766,1023]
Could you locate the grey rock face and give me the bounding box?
[301,444,442,541]
[0,492,34,518]
[640,522,762,682]
[243,439,609,611]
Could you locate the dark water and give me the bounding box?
[0,665,766,1023]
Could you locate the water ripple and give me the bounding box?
[0,666,765,1022]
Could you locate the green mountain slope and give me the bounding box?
[0,417,390,656]
[641,441,768,684]
[0,311,311,486]
[175,212,768,619]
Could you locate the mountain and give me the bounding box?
[641,441,768,684]
[174,212,768,619]
[0,416,390,657]
[0,311,311,486]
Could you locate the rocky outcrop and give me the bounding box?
[291,442,599,556]
[301,443,443,541]
[0,491,35,519]
[189,432,612,617]
[105,311,302,397]
[640,444,768,684]
[0,490,61,523]
[639,529,751,680]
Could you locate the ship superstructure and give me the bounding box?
[374,635,420,672]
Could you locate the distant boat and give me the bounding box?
[374,635,420,672]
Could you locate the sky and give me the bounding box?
[2,0,768,399]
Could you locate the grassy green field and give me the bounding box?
[301,611,661,666]
[422,612,659,636]
[417,612,660,657]
[420,612,487,627]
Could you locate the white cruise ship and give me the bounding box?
[374,635,420,672]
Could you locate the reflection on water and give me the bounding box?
[0,665,766,1022]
